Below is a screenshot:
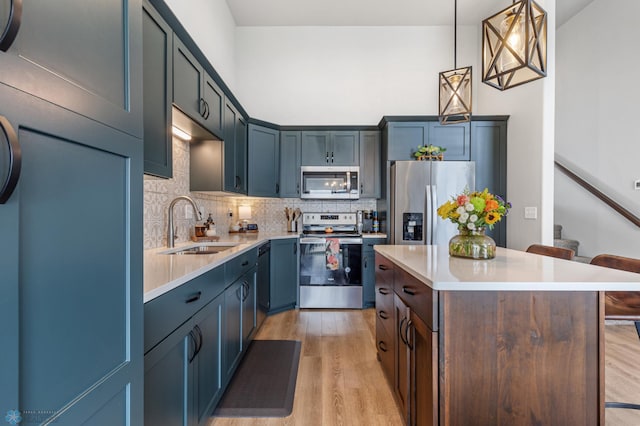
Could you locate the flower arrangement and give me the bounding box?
[413,144,446,160]
[437,188,511,231]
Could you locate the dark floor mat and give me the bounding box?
[213,340,301,418]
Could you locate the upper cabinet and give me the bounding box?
[223,100,248,195]
[301,130,359,166]
[248,124,280,197]
[143,1,172,178]
[385,121,470,161]
[279,131,302,198]
[359,130,381,198]
[173,35,224,139]
[0,0,143,137]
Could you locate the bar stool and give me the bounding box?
[591,254,640,411]
[526,244,575,260]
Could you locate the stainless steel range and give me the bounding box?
[299,213,363,309]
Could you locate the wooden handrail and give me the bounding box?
[554,158,640,228]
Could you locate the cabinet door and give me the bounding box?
[331,131,359,166]
[386,123,428,161]
[428,122,470,161]
[235,115,248,194]
[0,0,142,137]
[192,295,224,426]
[223,281,243,384]
[248,124,280,197]
[279,131,302,197]
[144,320,193,426]
[471,121,507,247]
[223,100,237,193]
[173,35,205,124]
[0,85,143,424]
[301,131,331,165]
[270,238,298,313]
[394,294,411,422]
[242,269,257,345]
[202,74,224,138]
[359,131,381,198]
[408,311,438,426]
[143,1,172,178]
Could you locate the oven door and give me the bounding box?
[299,237,363,308]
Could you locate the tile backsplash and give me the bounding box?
[144,137,376,249]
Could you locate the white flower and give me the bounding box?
[459,212,469,223]
[456,206,466,215]
[469,214,478,223]
[467,222,476,230]
[465,203,474,212]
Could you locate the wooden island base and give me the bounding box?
[374,249,615,426]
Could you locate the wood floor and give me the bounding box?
[210,309,640,426]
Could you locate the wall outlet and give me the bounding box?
[524,206,537,220]
[185,204,193,219]
[228,208,233,217]
[635,180,640,190]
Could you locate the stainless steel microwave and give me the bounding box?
[300,166,359,199]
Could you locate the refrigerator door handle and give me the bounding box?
[431,185,438,244]
[425,185,432,245]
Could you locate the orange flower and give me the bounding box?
[484,199,499,212]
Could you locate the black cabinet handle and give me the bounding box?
[293,242,297,255]
[194,325,203,356]
[405,320,414,350]
[188,330,198,363]
[203,101,210,119]
[199,98,207,118]
[398,317,407,345]
[378,264,389,271]
[331,151,334,163]
[235,175,241,189]
[363,257,368,268]
[0,115,21,204]
[402,287,416,296]
[325,151,329,163]
[276,183,280,194]
[0,0,22,52]
[241,260,249,267]
[185,291,202,304]
[360,183,363,194]
[378,288,390,295]
[377,341,388,353]
[378,310,389,320]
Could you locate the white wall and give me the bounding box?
[555,0,640,258]
[164,0,238,93]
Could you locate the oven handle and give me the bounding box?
[300,237,363,245]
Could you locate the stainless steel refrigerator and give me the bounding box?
[390,161,475,245]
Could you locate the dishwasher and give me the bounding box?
[256,241,270,328]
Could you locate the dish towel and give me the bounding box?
[325,238,340,270]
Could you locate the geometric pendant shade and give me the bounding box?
[482,0,547,90]
[439,66,472,124]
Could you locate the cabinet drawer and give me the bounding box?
[145,266,224,353]
[376,317,394,385]
[394,267,438,331]
[224,249,258,285]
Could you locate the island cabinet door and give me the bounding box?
[408,310,438,426]
[393,294,411,421]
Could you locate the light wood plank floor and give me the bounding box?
[210,310,640,426]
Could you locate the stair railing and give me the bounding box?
[554,157,640,229]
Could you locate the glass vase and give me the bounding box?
[448,227,496,259]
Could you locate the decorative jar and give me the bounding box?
[449,227,496,259]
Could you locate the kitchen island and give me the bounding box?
[374,245,639,426]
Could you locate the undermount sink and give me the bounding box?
[162,244,238,255]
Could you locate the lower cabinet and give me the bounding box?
[363,237,386,307]
[269,238,298,313]
[241,268,257,349]
[223,280,243,386]
[144,293,223,426]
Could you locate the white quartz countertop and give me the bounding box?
[144,232,299,303]
[374,245,640,291]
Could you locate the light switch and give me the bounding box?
[185,204,193,219]
[524,207,537,220]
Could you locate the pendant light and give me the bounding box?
[482,0,547,90]
[439,0,472,125]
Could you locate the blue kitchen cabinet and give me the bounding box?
[269,238,299,313]
[223,100,248,194]
[143,1,173,178]
[248,124,280,197]
[242,268,258,346]
[280,131,302,197]
[301,130,359,166]
[223,280,243,385]
[0,0,143,138]
[362,238,387,307]
[173,35,225,139]
[385,121,469,161]
[428,122,470,161]
[0,83,143,423]
[359,130,381,198]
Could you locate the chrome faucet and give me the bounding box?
[167,196,203,248]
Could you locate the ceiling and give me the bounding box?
[225,0,594,28]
